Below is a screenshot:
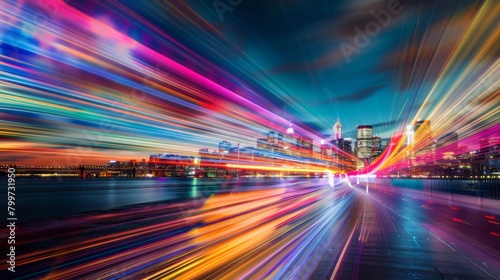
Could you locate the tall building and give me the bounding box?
[406,125,415,146]
[340,138,353,154]
[259,130,313,157]
[356,125,373,161]
[330,137,356,171]
[331,138,352,155]
[218,140,231,153]
[479,137,500,173]
[414,120,433,162]
[333,119,342,140]
[372,136,382,158]
[331,137,353,169]
[320,142,333,160]
[405,119,431,148]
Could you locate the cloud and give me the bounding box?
[370,120,399,128]
[375,1,486,92]
[309,85,384,106]
[337,85,384,102]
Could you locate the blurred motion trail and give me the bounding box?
[2,178,499,279]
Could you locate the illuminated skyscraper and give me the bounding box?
[356,125,373,161]
[342,138,353,154]
[331,138,352,155]
[333,119,342,140]
[413,119,433,163]
[479,137,500,173]
[406,125,415,146]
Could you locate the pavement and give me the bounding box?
[312,179,500,280]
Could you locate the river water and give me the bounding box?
[6,177,301,220]
[4,177,499,221]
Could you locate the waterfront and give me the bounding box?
[4,177,296,221]
[2,177,499,279]
[4,177,500,221]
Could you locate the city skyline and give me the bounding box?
[1,0,499,167]
[4,118,498,168]
[1,110,497,166]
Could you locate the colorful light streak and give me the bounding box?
[0,0,499,278]
[1,0,331,165]
[4,177,497,278]
[367,1,499,175]
[1,0,497,175]
[0,180,364,279]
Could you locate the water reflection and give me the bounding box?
[191,177,198,198]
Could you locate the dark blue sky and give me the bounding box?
[131,0,484,140]
[56,0,495,143]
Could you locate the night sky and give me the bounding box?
[1,0,498,164]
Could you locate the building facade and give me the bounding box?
[333,119,342,140]
[479,137,500,174]
[356,125,373,162]
[258,130,313,158]
[372,136,382,159]
[414,120,433,163]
